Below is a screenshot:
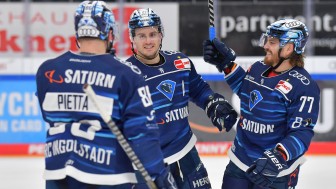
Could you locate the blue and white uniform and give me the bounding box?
[127,50,214,189]
[225,61,320,176]
[127,51,214,163]
[36,51,166,186]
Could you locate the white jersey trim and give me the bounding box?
[145,69,191,81]
[164,134,197,164]
[228,146,306,177]
[44,166,137,185]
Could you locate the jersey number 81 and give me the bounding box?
[138,85,153,107]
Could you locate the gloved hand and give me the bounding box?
[154,166,177,189]
[203,38,236,72]
[205,93,238,132]
[246,149,288,188]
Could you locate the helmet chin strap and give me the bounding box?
[106,30,115,54]
[106,40,115,55]
[272,48,290,70]
[75,38,80,49]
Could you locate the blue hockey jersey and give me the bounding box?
[226,61,320,177]
[127,51,214,164]
[35,51,166,185]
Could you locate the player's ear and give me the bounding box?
[284,43,294,56]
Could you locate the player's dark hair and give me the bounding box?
[290,53,305,68]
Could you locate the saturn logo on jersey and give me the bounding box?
[45,70,64,83]
[240,118,275,134]
[249,90,263,110]
[157,80,176,101]
[44,69,116,88]
[164,105,189,123]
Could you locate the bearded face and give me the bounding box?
[263,37,281,67]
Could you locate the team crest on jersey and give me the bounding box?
[249,90,263,110]
[156,80,176,101]
[174,58,190,70]
[276,80,293,94]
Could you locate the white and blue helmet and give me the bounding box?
[128,8,164,38]
[75,1,116,40]
[259,19,309,54]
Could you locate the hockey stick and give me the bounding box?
[83,84,157,189]
[208,0,215,40]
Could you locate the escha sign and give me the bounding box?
[0,3,178,57]
[0,79,49,143]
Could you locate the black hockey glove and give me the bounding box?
[246,149,288,188]
[154,166,177,189]
[205,93,238,132]
[203,38,236,72]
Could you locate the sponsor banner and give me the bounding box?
[180,3,336,56]
[1,142,336,156]
[0,143,44,156]
[0,78,49,143]
[196,142,231,156]
[0,3,178,57]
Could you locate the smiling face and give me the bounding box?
[262,36,295,68]
[263,37,281,67]
[131,26,163,62]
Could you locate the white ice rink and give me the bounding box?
[0,156,335,189]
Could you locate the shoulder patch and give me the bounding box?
[276,80,293,94]
[174,58,190,70]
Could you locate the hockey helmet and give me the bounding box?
[259,19,309,54]
[75,1,116,40]
[128,8,164,38]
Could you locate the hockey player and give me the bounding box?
[126,8,238,189]
[35,1,177,188]
[203,19,320,189]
